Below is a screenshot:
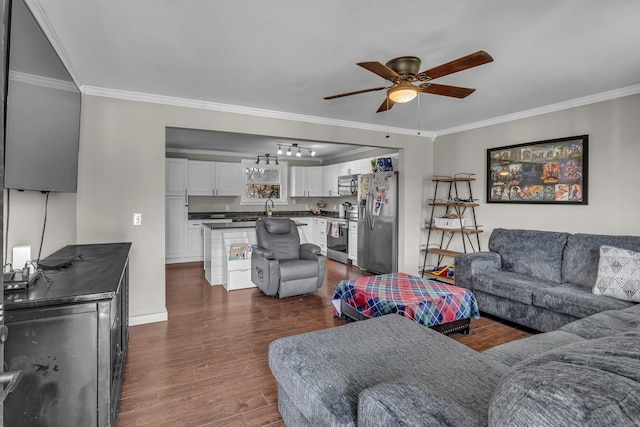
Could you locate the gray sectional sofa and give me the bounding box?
[455,228,640,331]
[270,305,640,426]
[268,229,640,426]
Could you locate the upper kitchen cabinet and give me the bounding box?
[339,161,359,176]
[290,166,323,197]
[322,164,340,197]
[166,158,188,196]
[187,160,242,196]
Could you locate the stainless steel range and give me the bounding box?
[326,218,349,264]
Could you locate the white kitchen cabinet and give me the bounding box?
[290,167,323,197]
[359,158,372,175]
[166,196,188,261]
[339,161,358,176]
[187,160,242,196]
[314,217,327,255]
[216,162,243,195]
[187,160,215,195]
[187,220,206,259]
[348,221,358,262]
[166,158,188,196]
[322,164,340,197]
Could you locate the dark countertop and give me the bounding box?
[189,210,341,221]
[205,220,309,230]
[5,242,132,310]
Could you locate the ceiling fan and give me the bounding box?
[324,50,493,113]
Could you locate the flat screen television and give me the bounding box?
[4,0,81,193]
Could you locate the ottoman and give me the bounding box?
[332,272,480,334]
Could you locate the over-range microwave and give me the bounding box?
[338,174,358,196]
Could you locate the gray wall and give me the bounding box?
[75,95,429,321]
[432,93,640,254]
[2,0,637,327]
[5,92,640,322]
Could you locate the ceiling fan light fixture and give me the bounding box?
[387,82,418,103]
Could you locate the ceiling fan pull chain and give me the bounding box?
[417,94,422,136]
[385,98,390,138]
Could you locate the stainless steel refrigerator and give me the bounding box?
[357,171,398,274]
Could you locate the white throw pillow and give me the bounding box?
[593,245,640,302]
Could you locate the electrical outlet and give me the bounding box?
[133,213,142,225]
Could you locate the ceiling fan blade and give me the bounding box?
[416,50,493,81]
[357,61,402,82]
[376,98,396,113]
[419,83,476,98]
[324,86,388,100]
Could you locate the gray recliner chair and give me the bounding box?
[251,218,326,298]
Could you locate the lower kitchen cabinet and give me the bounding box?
[187,220,205,259]
[166,196,188,261]
[348,221,358,262]
[4,243,131,427]
[314,217,327,255]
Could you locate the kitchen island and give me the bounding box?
[203,219,310,290]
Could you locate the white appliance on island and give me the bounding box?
[203,218,312,290]
[204,226,257,291]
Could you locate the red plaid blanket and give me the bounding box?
[332,272,480,327]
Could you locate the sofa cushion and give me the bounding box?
[593,245,640,302]
[562,233,640,289]
[488,228,569,283]
[483,331,585,367]
[489,334,640,427]
[358,375,489,427]
[473,271,558,305]
[532,283,634,319]
[622,303,640,315]
[559,307,640,339]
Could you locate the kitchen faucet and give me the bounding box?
[265,198,274,215]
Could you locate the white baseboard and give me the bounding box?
[129,310,168,326]
[165,256,204,264]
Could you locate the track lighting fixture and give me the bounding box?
[255,154,279,165]
[276,143,317,158]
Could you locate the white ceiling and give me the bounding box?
[25,0,640,156]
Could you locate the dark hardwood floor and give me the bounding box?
[118,260,533,426]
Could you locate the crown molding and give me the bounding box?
[434,84,640,138]
[27,0,81,89]
[9,70,79,92]
[82,85,436,139]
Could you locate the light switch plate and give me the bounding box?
[133,213,142,225]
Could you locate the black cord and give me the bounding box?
[4,189,10,266]
[37,191,50,263]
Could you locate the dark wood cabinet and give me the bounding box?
[3,243,131,426]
